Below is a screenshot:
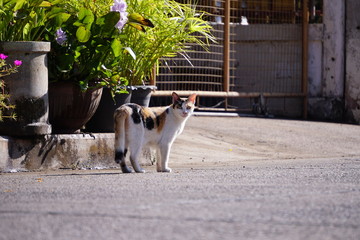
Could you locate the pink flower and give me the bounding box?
[14,60,22,66]
[0,53,8,60]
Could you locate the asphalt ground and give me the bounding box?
[1,116,359,240]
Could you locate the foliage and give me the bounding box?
[1,0,215,97]
[0,53,22,121]
[45,0,153,96]
[46,0,214,95]
[0,0,62,41]
[117,0,216,86]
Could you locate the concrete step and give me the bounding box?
[0,133,119,172]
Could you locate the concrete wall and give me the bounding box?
[308,0,360,124]
[345,0,360,123]
[229,24,303,118]
[308,0,345,121]
[308,24,323,98]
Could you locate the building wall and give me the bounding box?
[307,0,345,121]
[345,0,360,124]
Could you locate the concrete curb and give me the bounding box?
[0,133,119,172]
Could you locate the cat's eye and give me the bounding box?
[186,106,191,110]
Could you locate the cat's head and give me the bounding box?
[171,92,197,118]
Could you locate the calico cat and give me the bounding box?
[114,92,197,173]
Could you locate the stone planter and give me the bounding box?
[0,41,52,136]
[86,87,132,133]
[49,82,103,134]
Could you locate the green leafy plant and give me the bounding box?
[0,0,62,41]
[2,0,215,98]
[46,0,153,96]
[0,53,22,121]
[117,0,216,86]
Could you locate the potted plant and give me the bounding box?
[87,0,215,132]
[0,0,61,136]
[119,0,215,106]
[43,0,154,133]
[89,0,215,131]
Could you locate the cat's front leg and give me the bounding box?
[156,155,162,172]
[158,144,172,173]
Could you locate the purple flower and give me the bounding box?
[110,0,127,13]
[115,17,128,31]
[110,0,128,32]
[0,53,8,60]
[55,28,67,46]
[14,60,22,66]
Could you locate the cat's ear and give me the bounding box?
[187,94,197,104]
[172,92,181,104]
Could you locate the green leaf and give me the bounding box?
[14,0,26,11]
[79,81,88,91]
[39,1,51,7]
[128,22,146,32]
[76,26,91,42]
[74,50,81,59]
[78,8,94,25]
[74,8,94,31]
[98,11,120,37]
[22,23,31,39]
[128,13,154,28]
[111,39,122,57]
[55,12,70,25]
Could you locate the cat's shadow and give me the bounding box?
[43,171,123,177]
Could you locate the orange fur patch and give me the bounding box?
[157,111,167,133]
[114,105,132,138]
[141,107,154,119]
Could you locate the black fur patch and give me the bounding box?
[173,100,184,109]
[115,149,128,166]
[145,117,155,130]
[115,151,124,164]
[128,104,142,124]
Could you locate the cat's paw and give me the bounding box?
[158,167,172,173]
[135,168,146,173]
[121,166,132,173]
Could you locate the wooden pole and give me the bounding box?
[302,0,309,119]
[223,0,231,110]
[150,65,156,86]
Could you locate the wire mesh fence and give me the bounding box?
[156,25,225,92]
[153,0,308,116]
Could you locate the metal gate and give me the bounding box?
[152,0,309,118]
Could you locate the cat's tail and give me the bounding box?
[114,106,132,173]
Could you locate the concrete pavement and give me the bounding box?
[0,116,360,239]
[0,158,359,240]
